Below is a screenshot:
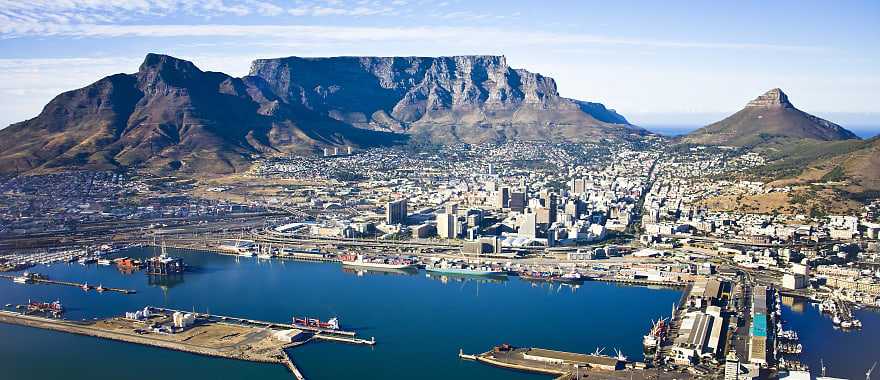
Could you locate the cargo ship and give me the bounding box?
[293,316,340,331]
[340,254,417,270]
[642,317,668,350]
[426,260,506,277]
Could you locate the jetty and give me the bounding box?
[0,274,136,294]
[0,306,376,379]
[461,344,691,380]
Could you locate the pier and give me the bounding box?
[461,344,691,380]
[0,306,376,379]
[0,274,136,294]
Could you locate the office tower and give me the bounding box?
[541,191,557,224]
[496,187,510,209]
[520,212,537,237]
[437,213,456,239]
[508,191,526,212]
[386,199,408,225]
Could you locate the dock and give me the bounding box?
[0,306,376,379]
[149,307,367,339]
[461,344,692,380]
[0,274,136,294]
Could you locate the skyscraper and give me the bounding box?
[436,212,456,239]
[386,199,408,225]
[495,187,510,209]
[508,191,526,212]
[541,191,557,224]
[724,352,741,380]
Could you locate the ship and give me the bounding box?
[292,316,340,331]
[552,271,585,284]
[642,317,668,350]
[340,254,417,270]
[27,300,64,317]
[519,270,554,282]
[426,260,506,277]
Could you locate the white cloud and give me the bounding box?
[0,22,823,54]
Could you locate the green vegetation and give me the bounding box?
[820,166,846,182]
[746,138,865,180]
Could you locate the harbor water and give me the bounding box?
[781,297,880,379]
[0,247,682,379]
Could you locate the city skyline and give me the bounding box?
[1,0,878,131]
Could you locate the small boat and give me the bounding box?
[96,284,105,292]
[97,259,112,266]
[13,276,31,284]
[81,283,90,291]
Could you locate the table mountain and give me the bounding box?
[0,53,637,174]
[682,88,859,147]
[248,55,639,144]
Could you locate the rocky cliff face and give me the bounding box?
[248,55,637,142]
[0,53,634,174]
[683,88,859,147]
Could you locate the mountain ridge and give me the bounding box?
[0,53,637,174]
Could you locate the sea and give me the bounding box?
[0,247,680,380]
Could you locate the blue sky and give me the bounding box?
[1,0,878,132]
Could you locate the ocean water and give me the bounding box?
[0,248,682,379]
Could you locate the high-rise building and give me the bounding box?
[445,203,459,215]
[495,187,510,209]
[724,352,741,380]
[436,213,456,239]
[565,199,583,219]
[541,191,557,224]
[386,199,408,225]
[508,191,526,212]
[520,212,538,237]
[570,179,588,194]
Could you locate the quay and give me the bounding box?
[461,344,692,380]
[0,274,136,294]
[0,306,376,379]
[148,306,371,341]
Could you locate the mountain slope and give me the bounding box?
[0,54,405,174]
[0,53,635,174]
[682,88,859,147]
[248,55,641,143]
